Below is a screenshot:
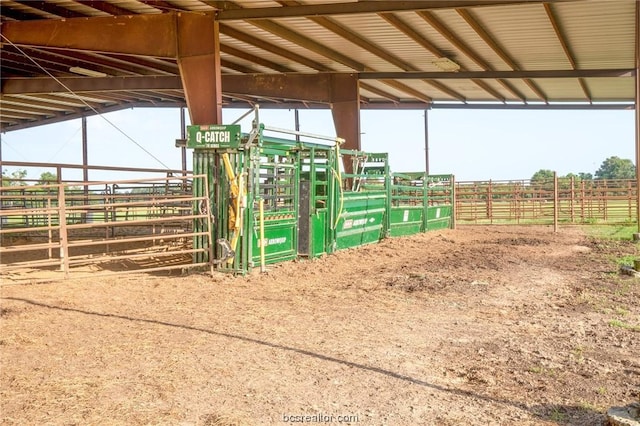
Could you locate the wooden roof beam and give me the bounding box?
[79,1,135,16]
[359,69,634,79]
[33,93,105,109]
[0,101,177,132]
[8,47,131,78]
[249,19,366,71]
[359,82,401,103]
[1,95,79,111]
[381,80,432,103]
[1,14,182,57]
[544,3,591,102]
[220,58,259,74]
[0,12,224,125]
[380,12,503,101]
[0,6,43,21]
[11,0,85,19]
[100,53,178,74]
[137,1,182,13]
[221,44,295,73]
[0,101,62,116]
[220,23,330,71]
[278,0,465,102]
[217,1,565,20]
[456,8,548,102]
[418,10,527,102]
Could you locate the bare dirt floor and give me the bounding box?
[1,225,639,425]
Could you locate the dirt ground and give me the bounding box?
[1,225,639,425]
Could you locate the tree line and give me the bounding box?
[531,156,636,183]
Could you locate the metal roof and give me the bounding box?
[0,0,637,132]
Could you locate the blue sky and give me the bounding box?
[0,107,635,183]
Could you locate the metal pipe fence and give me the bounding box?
[0,174,214,284]
[455,177,637,225]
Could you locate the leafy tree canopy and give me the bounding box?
[1,169,27,186]
[37,171,58,185]
[594,156,636,180]
[531,169,554,182]
[578,172,593,181]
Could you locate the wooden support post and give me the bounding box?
[451,175,456,230]
[424,108,430,175]
[58,183,70,278]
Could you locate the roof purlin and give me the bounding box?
[456,8,548,103]
[543,3,591,103]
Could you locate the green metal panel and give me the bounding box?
[187,111,455,274]
[252,216,297,264]
[426,205,452,230]
[389,206,423,237]
[311,209,327,257]
[335,192,386,250]
[187,124,241,149]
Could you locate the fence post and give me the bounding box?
[553,171,558,232]
[451,175,456,230]
[487,179,493,224]
[570,176,575,223]
[57,183,70,278]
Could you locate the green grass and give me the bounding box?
[608,319,640,332]
[583,224,638,240]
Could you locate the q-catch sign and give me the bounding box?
[187,124,241,149]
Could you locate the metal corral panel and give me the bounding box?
[335,192,387,250]
[426,205,453,231]
[389,207,423,237]
[252,218,298,265]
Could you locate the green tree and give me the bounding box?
[1,169,27,186]
[37,171,58,185]
[594,156,635,180]
[531,169,554,182]
[578,172,593,181]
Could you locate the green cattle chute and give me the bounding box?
[187,109,455,274]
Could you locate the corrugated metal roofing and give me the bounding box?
[0,0,636,131]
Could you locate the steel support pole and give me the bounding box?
[82,116,88,196]
[294,109,300,143]
[180,107,187,175]
[424,108,430,175]
[329,73,360,151]
[81,117,88,181]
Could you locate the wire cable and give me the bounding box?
[0,34,172,170]
[47,126,81,162]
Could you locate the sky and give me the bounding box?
[0,106,635,183]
